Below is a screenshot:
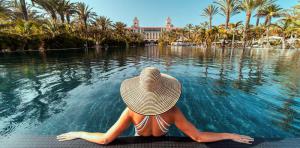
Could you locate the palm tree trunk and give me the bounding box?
[39,40,45,51]
[232,30,235,49]
[20,0,29,21]
[243,11,251,48]
[209,16,212,29]
[230,32,235,68]
[256,16,260,26]
[225,11,230,29]
[266,27,270,48]
[282,35,286,49]
[60,13,65,23]
[264,16,269,26]
[24,38,28,50]
[66,13,71,24]
[51,14,57,23]
[84,21,89,48]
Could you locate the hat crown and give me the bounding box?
[139,67,161,92]
[120,67,181,115]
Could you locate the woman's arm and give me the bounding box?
[173,107,254,144]
[57,108,132,145]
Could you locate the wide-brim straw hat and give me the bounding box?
[120,67,181,115]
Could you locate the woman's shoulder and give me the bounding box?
[167,106,181,114]
[160,106,181,117]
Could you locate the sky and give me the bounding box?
[71,0,298,27]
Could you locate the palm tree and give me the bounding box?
[260,4,282,46]
[11,0,41,21]
[13,20,40,50]
[95,16,112,32]
[0,0,12,32]
[229,21,243,49]
[52,0,75,24]
[92,16,113,44]
[56,0,68,23]
[18,0,29,21]
[255,0,275,26]
[202,4,219,29]
[184,24,194,41]
[214,0,240,29]
[41,21,55,37]
[239,0,260,47]
[0,0,11,17]
[113,21,127,42]
[32,0,58,23]
[261,4,282,26]
[12,0,30,21]
[14,0,44,21]
[190,25,201,44]
[199,21,209,29]
[296,1,300,11]
[270,12,300,48]
[75,2,96,32]
[269,21,289,49]
[64,1,76,24]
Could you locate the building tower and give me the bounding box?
[132,17,140,33]
[133,17,139,29]
[166,17,172,31]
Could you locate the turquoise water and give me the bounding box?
[0,47,300,139]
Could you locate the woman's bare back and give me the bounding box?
[129,107,176,136]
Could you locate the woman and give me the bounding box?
[57,67,254,145]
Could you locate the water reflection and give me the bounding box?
[0,47,300,138]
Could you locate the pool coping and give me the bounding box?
[1,136,300,148]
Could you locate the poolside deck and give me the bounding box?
[1,136,299,148]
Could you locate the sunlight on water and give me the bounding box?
[0,47,300,139]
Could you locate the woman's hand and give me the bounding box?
[56,132,83,141]
[228,133,254,144]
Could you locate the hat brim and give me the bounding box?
[120,73,181,115]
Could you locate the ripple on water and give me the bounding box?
[0,47,300,138]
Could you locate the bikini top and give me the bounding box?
[134,115,171,134]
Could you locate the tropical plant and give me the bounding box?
[255,0,275,26]
[75,2,96,32]
[206,26,220,48]
[202,4,219,29]
[261,4,282,26]
[113,22,127,42]
[56,0,73,23]
[184,24,194,42]
[92,16,113,45]
[239,0,260,47]
[18,0,29,20]
[296,1,300,13]
[229,21,243,48]
[1,0,300,51]
[199,21,209,29]
[10,0,41,21]
[12,20,41,50]
[270,12,300,48]
[0,0,10,18]
[0,0,150,51]
[41,21,63,38]
[214,0,240,29]
[32,0,58,22]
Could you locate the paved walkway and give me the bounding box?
[1,136,299,148]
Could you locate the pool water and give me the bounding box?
[0,47,300,139]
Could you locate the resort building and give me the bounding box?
[130,17,175,42]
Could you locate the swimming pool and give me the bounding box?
[0,46,299,139]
